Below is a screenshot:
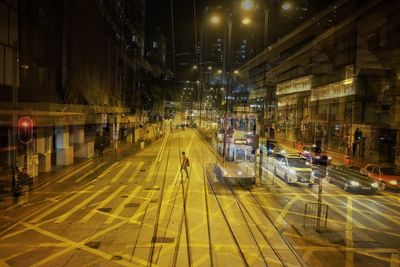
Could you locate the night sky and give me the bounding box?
[145,0,337,70]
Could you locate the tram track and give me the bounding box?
[145,130,195,267]
[195,130,308,267]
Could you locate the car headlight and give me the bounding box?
[371,182,379,188]
[350,181,360,186]
[328,156,332,160]
[389,180,398,185]
[289,169,296,174]
[237,170,243,176]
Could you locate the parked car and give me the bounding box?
[299,144,332,165]
[266,140,277,155]
[326,165,379,193]
[274,153,313,185]
[361,164,400,190]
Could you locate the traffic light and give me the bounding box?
[18,117,33,144]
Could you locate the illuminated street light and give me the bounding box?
[242,17,251,25]
[241,0,255,11]
[234,70,239,75]
[282,2,292,11]
[192,65,198,69]
[208,66,212,70]
[218,69,223,74]
[210,15,220,24]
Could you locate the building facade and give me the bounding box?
[239,0,400,164]
[0,0,149,181]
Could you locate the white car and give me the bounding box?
[273,153,313,185]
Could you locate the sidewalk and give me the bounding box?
[0,136,162,211]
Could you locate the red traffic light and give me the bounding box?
[18,117,33,144]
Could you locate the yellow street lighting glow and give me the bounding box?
[282,2,292,11]
[208,66,212,70]
[234,70,239,74]
[242,17,251,25]
[241,0,254,11]
[210,15,220,24]
[192,65,198,69]
[218,69,222,74]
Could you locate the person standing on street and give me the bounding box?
[180,151,190,178]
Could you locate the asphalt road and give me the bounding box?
[0,128,399,267]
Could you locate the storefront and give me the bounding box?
[276,76,312,146]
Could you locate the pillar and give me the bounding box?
[55,126,73,166]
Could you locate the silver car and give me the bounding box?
[274,153,313,185]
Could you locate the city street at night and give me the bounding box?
[1,0,400,266]
[1,129,399,266]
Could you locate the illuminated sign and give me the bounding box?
[234,139,247,145]
[276,76,311,96]
[311,78,355,101]
[277,95,297,107]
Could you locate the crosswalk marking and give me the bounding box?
[128,161,144,182]
[111,162,133,183]
[79,185,126,224]
[105,186,142,224]
[145,161,157,182]
[129,189,156,224]
[57,161,93,183]
[97,162,119,178]
[75,162,106,183]
[55,186,110,224]
[30,185,95,224]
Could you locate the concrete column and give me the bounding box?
[71,125,84,144]
[55,126,73,166]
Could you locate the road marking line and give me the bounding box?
[129,189,155,224]
[105,186,142,224]
[57,161,93,183]
[79,185,126,223]
[34,246,77,266]
[1,248,35,261]
[128,161,144,182]
[158,185,175,223]
[272,196,298,227]
[391,253,400,267]
[21,222,147,267]
[352,198,400,227]
[30,185,95,224]
[156,134,168,162]
[55,185,110,224]
[145,161,157,182]
[97,162,119,178]
[111,162,133,183]
[346,197,354,267]
[75,162,106,182]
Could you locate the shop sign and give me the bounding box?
[311,78,355,101]
[234,139,247,145]
[277,95,297,107]
[276,76,311,96]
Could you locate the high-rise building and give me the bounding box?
[0,0,149,177]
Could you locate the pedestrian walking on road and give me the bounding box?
[180,151,190,178]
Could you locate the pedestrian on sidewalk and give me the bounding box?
[180,152,190,178]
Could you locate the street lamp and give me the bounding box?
[241,17,251,25]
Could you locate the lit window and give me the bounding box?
[153,41,158,48]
